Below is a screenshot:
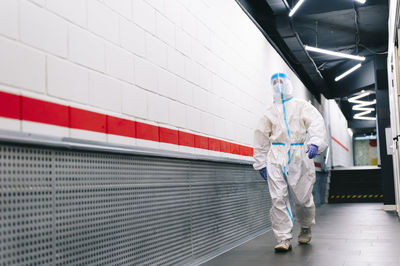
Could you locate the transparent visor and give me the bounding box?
[270,76,293,96]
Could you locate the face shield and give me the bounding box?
[270,73,293,98]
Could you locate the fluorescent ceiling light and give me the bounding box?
[335,63,362,82]
[347,128,353,137]
[355,0,366,4]
[348,92,376,120]
[354,135,377,140]
[304,45,366,61]
[353,114,376,120]
[289,0,305,17]
[348,91,372,102]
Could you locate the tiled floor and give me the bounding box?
[201,203,400,266]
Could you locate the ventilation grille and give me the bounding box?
[0,144,271,265]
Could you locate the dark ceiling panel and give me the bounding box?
[235,0,388,100]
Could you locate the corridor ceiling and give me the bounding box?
[236,0,389,99]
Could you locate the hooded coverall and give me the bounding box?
[253,73,328,241]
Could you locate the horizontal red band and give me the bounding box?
[331,136,349,152]
[159,127,179,145]
[70,107,106,133]
[107,116,135,138]
[178,131,195,147]
[231,143,240,155]
[0,91,20,119]
[22,96,69,127]
[136,122,159,142]
[0,90,253,157]
[220,141,231,153]
[195,135,209,150]
[314,162,322,168]
[208,138,220,152]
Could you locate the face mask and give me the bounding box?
[273,83,284,94]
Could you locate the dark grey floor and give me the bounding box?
[201,203,400,266]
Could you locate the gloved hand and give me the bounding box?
[259,167,268,181]
[306,144,318,159]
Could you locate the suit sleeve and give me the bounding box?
[253,115,272,170]
[302,102,328,154]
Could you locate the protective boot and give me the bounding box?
[274,239,292,252]
[298,227,312,244]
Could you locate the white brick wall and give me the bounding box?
[0,0,315,154]
[47,0,87,27]
[0,37,45,93]
[47,56,89,104]
[88,0,119,43]
[88,71,122,112]
[121,83,148,119]
[0,0,18,39]
[21,0,68,57]
[133,0,156,34]
[105,43,134,83]
[69,25,105,71]
[135,56,157,91]
[119,17,146,56]
[104,0,131,19]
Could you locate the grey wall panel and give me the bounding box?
[0,144,271,266]
[0,143,329,265]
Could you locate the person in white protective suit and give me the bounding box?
[253,72,327,252]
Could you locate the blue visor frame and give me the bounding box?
[270,72,288,82]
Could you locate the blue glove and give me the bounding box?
[259,167,268,181]
[306,144,318,159]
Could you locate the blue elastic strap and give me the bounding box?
[282,97,293,103]
[288,150,291,164]
[283,166,289,176]
[271,72,288,81]
[272,142,286,146]
[281,92,291,138]
[286,204,294,224]
[290,143,304,146]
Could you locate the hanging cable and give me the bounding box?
[359,44,388,55]
[315,20,318,47]
[353,3,360,54]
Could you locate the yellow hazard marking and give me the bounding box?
[329,194,383,199]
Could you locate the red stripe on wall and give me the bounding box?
[220,141,231,153]
[331,136,349,152]
[0,91,20,119]
[107,116,135,138]
[195,135,208,150]
[231,143,241,155]
[22,97,69,127]
[0,91,255,157]
[243,146,254,157]
[208,138,221,152]
[178,131,195,147]
[70,107,106,133]
[159,127,179,145]
[136,122,159,142]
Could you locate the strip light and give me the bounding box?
[289,0,305,17]
[348,92,376,120]
[304,45,366,61]
[355,0,366,4]
[335,63,362,82]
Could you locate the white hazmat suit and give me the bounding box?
[253,73,327,242]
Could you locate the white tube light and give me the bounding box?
[334,63,362,82]
[289,0,305,17]
[355,0,366,4]
[348,92,376,121]
[347,128,353,137]
[348,91,371,102]
[353,112,376,120]
[304,45,366,61]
